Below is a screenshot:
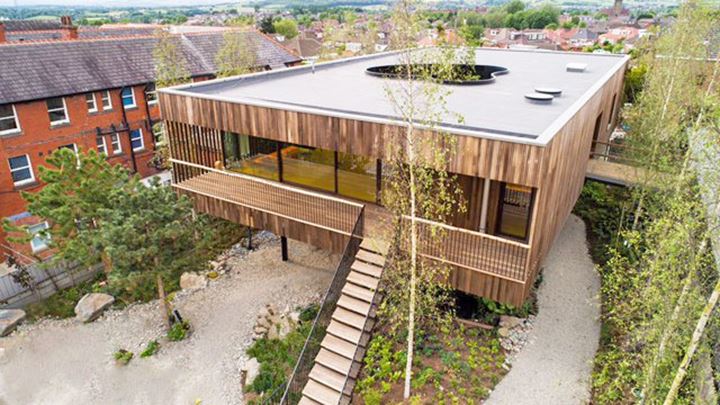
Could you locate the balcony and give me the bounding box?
[171,159,530,288]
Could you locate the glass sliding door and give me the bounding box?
[496,183,534,240]
[280,144,335,192]
[337,152,378,203]
[224,132,279,181]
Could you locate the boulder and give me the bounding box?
[497,327,510,338]
[289,311,301,324]
[74,293,114,323]
[242,358,261,386]
[499,315,524,329]
[180,272,207,291]
[0,309,26,336]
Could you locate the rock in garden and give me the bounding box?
[0,309,26,336]
[497,327,511,338]
[267,324,280,340]
[74,293,115,323]
[242,358,260,386]
[180,272,207,291]
[289,311,300,323]
[499,315,523,329]
[277,317,292,339]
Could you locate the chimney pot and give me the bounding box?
[60,16,73,26]
[0,23,5,44]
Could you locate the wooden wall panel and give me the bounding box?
[159,93,545,187]
[524,64,628,297]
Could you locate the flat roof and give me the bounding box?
[162,48,628,146]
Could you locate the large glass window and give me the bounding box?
[496,183,534,240]
[224,132,279,181]
[337,152,378,202]
[281,144,335,192]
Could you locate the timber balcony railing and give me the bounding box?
[408,216,530,283]
[170,159,365,237]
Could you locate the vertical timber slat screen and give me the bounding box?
[407,216,529,283]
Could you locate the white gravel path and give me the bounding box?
[0,238,337,405]
[486,214,601,405]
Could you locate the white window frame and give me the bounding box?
[121,88,137,109]
[96,135,107,156]
[0,104,21,136]
[130,128,145,151]
[145,84,158,106]
[86,93,98,113]
[110,133,122,155]
[29,221,50,253]
[8,154,35,186]
[152,122,165,145]
[101,90,113,111]
[47,97,70,126]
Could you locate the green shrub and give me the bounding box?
[298,303,319,322]
[167,321,191,341]
[140,340,160,357]
[114,349,134,365]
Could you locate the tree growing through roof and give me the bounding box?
[215,29,257,78]
[153,29,190,89]
[375,0,472,399]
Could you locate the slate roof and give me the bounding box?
[2,19,62,31]
[0,31,301,105]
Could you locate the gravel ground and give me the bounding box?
[0,237,337,405]
[486,214,601,405]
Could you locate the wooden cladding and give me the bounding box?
[167,121,224,168]
[159,93,546,187]
[171,160,364,237]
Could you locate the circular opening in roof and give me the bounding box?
[365,64,508,85]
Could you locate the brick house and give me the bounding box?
[0,19,301,262]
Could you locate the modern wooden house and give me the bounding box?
[158,48,629,307]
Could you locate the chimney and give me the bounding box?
[60,16,78,40]
[0,23,6,44]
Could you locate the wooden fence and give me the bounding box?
[0,247,100,309]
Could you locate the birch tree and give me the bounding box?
[378,0,470,398]
[153,29,190,88]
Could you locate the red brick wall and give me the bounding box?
[0,84,161,259]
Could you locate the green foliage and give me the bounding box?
[114,349,134,365]
[215,30,257,78]
[153,29,190,88]
[167,321,191,341]
[245,318,313,400]
[12,148,245,310]
[584,4,720,403]
[624,63,649,105]
[24,274,104,320]
[272,18,298,39]
[140,340,160,358]
[298,303,319,322]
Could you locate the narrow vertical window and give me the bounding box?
[145,83,158,105]
[29,222,51,252]
[101,90,113,111]
[110,133,122,155]
[46,97,69,125]
[130,129,144,151]
[96,135,107,156]
[86,93,98,113]
[496,183,534,241]
[121,88,136,108]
